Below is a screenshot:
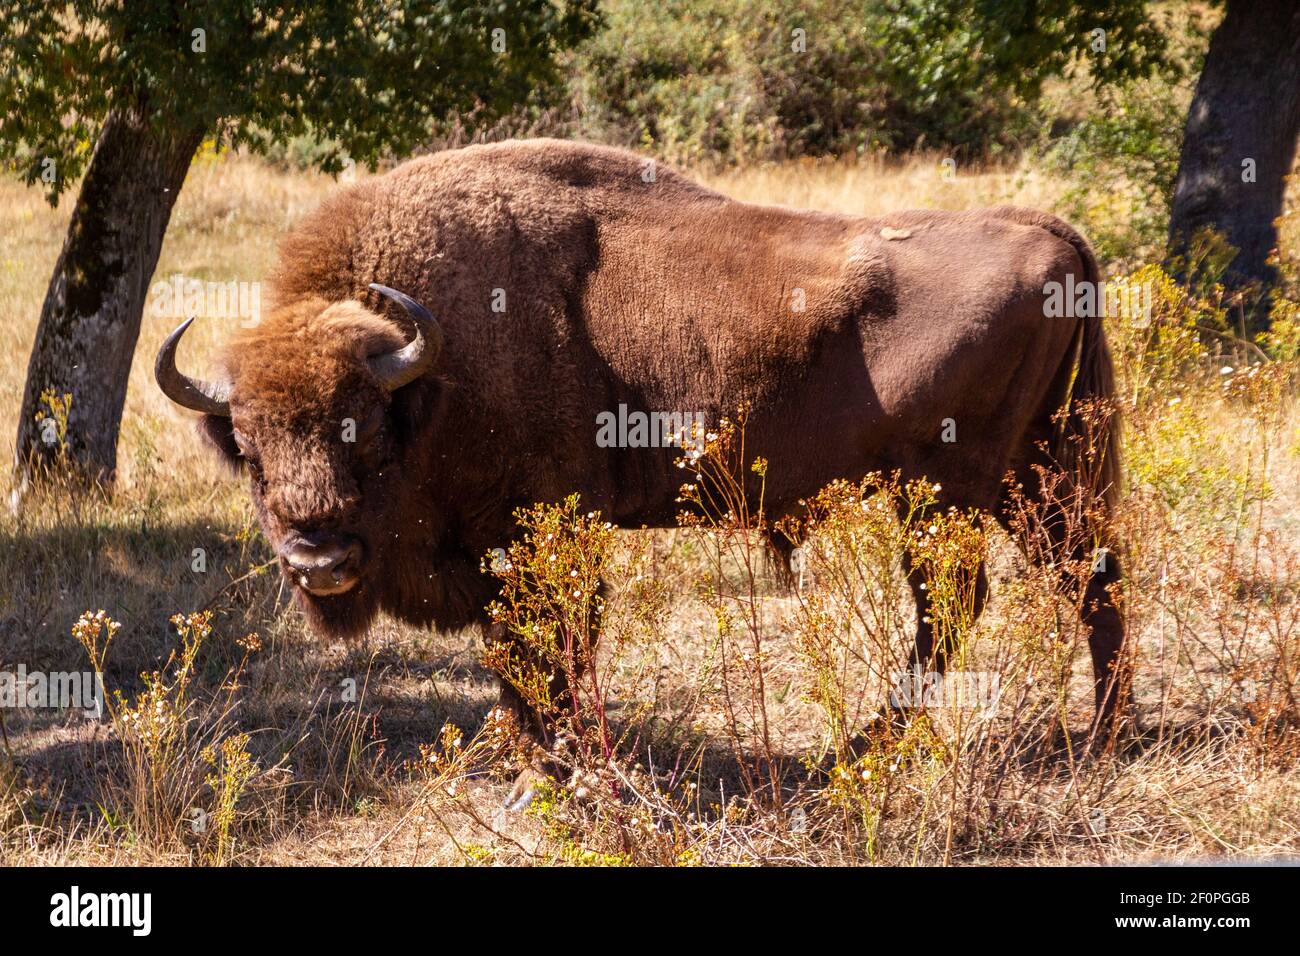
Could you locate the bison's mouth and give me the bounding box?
[295,574,359,597]
[286,568,379,640]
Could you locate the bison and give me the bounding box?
[156,138,1125,767]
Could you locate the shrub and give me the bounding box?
[564,0,1040,166]
[73,610,273,863]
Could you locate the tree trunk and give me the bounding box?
[13,106,202,487]
[1167,0,1300,322]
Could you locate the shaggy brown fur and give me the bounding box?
[178,139,1124,731]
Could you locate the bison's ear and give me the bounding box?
[198,413,243,471]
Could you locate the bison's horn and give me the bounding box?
[154,317,232,416]
[367,283,442,391]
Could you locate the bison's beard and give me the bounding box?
[289,575,382,639]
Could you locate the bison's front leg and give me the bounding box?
[482,621,582,811]
[495,681,562,812]
[483,575,609,809]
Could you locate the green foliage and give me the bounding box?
[905,0,1169,99]
[1042,5,1211,267]
[1107,263,1283,542]
[871,0,1166,155]
[567,0,879,164]
[0,0,1178,179]
[557,0,1167,166]
[1046,76,1187,265]
[0,0,599,198]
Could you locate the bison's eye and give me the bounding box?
[232,431,263,482]
[240,451,265,487]
[353,409,386,462]
[357,409,384,443]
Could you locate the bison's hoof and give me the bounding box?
[502,766,551,813]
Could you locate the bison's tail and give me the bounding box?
[1053,227,1121,520]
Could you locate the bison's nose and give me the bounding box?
[283,535,363,596]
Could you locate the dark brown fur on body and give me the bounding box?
[178,138,1123,726]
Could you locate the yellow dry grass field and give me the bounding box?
[2,150,1300,865]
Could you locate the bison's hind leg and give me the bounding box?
[895,547,991,712]
[998,472,1129,742]
[1082,548,1127,733]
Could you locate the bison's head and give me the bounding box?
[155,284,442,635]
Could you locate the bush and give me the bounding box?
[1041,3,1212,267]
[1044,75,1188,267]
[562,0,1040,166]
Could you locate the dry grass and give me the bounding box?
[696,152,1064,216]
[2,147,1299,865]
